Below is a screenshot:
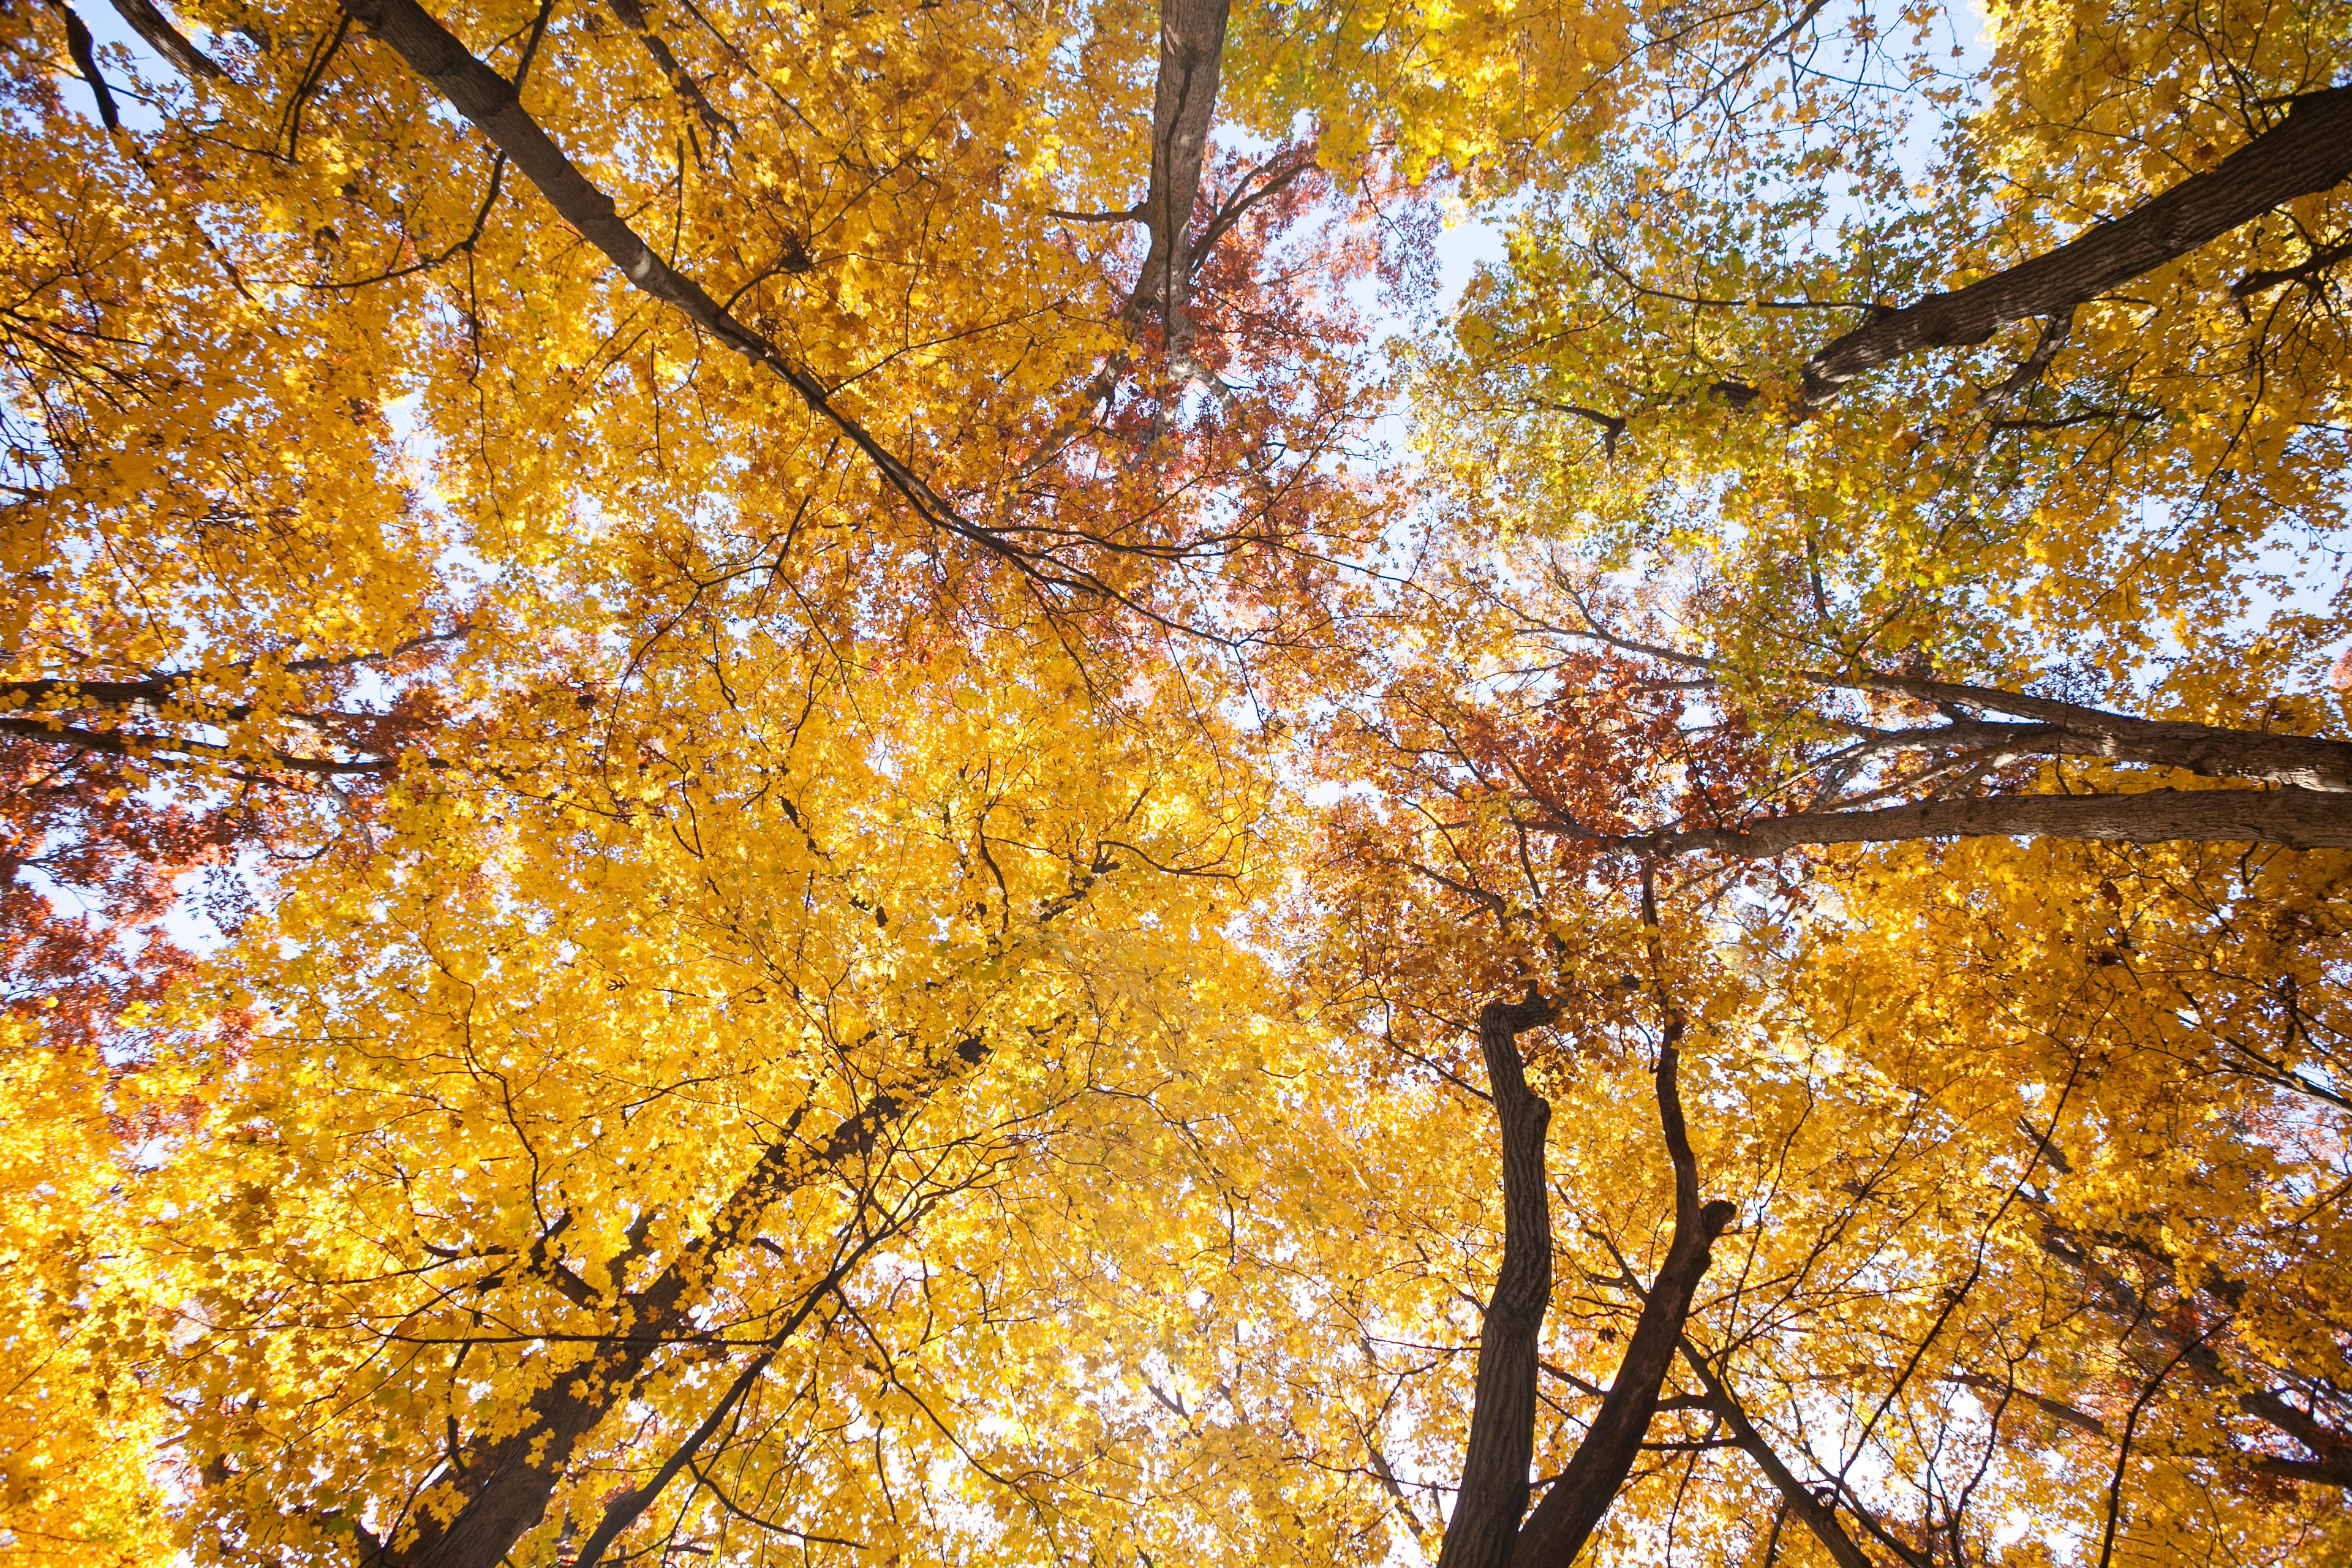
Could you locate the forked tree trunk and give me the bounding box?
[1439,986,1735,1568]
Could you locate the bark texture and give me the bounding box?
[1120,0,1232,356]
[1798,85,2352,408]
[1436,990,1561,1568]
[1441,970,1735,1568]
[1651,787,2352,856]
[1505,1000,1734,1568]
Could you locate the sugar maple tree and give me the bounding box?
[1276,586,2351,1567]
[6,0,2352,1564]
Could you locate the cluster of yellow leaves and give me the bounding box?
[1418,0,2351,705]
[0,1012,177,1567]
[127,630,1308,1563]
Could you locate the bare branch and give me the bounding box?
[46,0,121,129]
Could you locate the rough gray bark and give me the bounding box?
[1119,0,1232,358]
[1645,786,2352,856]
[1796,85,2352,408]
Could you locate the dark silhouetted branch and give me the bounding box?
[108,0,222,78]
[1798,87,2352,409]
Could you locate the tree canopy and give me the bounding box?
[3,0,2348,1565]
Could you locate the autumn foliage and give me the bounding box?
[3,0,2350,1564]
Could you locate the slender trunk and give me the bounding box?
[1798,85,2352,407]
[1120,0,1232,353]
[373,1039,989,1568]
[1653,786,2352,855]
[1436,991,1559,1568]
[1506,1008,1733,1568]
[1844,673,2352,793]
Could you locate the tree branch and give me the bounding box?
[1798,86,2352,409]
[334,0,1075,591]
[108,0,222,79]
[601,0,732,140]
[371,1036,995,1568]
[46,0,121,129]
[1632,786,2352,856]
[1826,671,2352,793]
[1682,1338,1878,1568]
[2231,237,2352,299]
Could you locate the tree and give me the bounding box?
[1273,609,2352,1566]
[4,0,1393,1558]
[1423,0,2352,695]
[7,0,2352,1564]
[130,630,1293,1568]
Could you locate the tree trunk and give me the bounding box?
[1798,85,2352,409]
[1441,973,1735,1568]
[1119,0,1232,354]
[1436,991,1559,1568]
[1654,786,2352,856]
[371,1038,989,1568]
[1505,1004,1734,1568]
